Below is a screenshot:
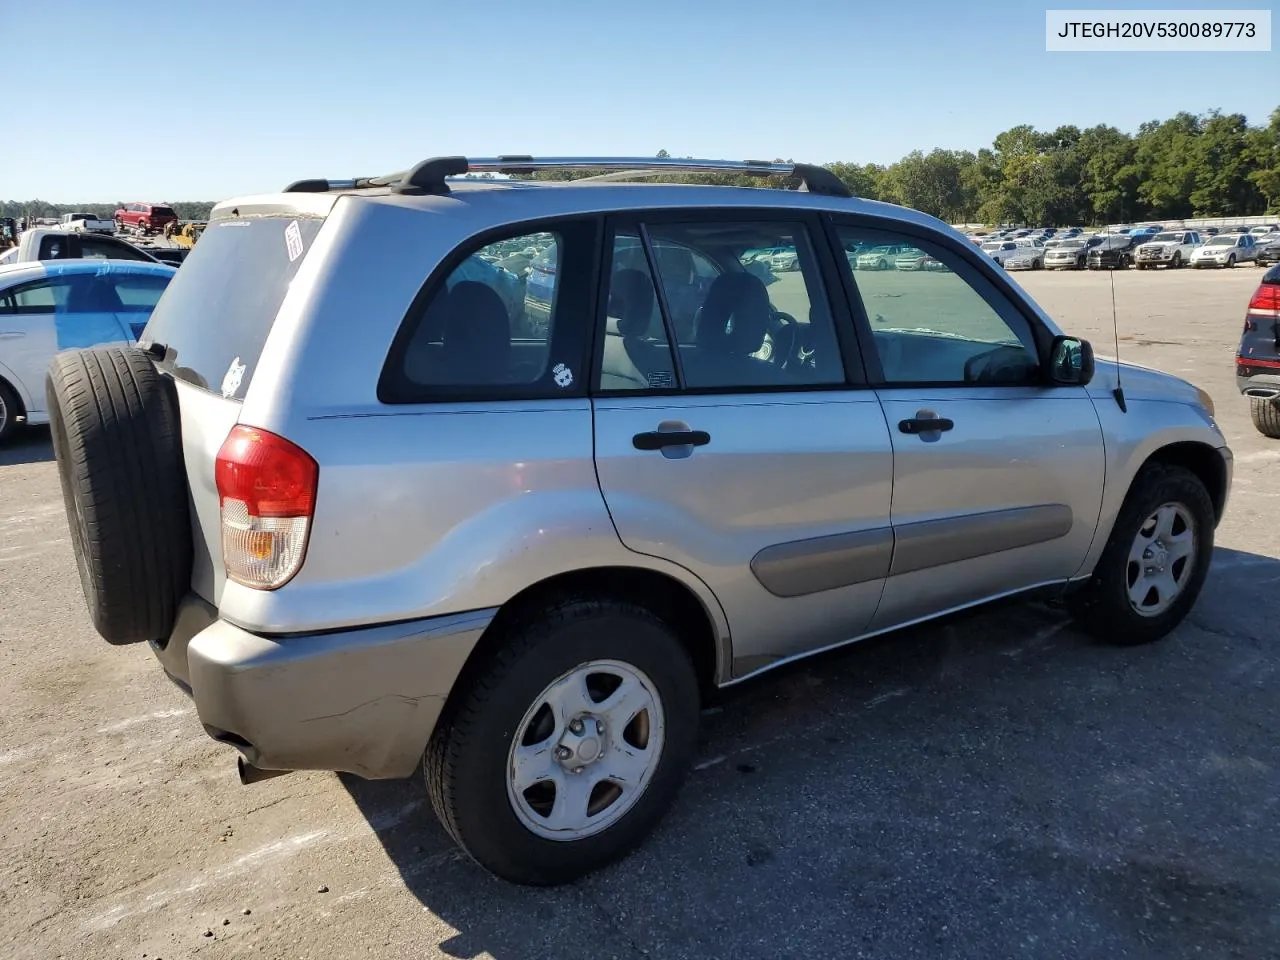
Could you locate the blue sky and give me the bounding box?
[2,0,1275,200]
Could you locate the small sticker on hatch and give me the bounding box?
[284,220,304,262]
[221,357,247,398]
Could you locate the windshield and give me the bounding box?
[1205,236,1235,246]
[1058,240,1085,248]
[1149,233,1181,242]
[981,242,1001,250]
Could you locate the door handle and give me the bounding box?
[898,417,954,435]
[632,429,711,451]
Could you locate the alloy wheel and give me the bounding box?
[1127,503,1196,617]
[507,659,665,841]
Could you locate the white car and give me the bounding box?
[1004,240,1046,271]
[855,243,909,270]
[980,239,1020,267]
[0,259,175,442]
[1134,231,1203,270]
[59,213,115,235]
[1189,233,1258,268]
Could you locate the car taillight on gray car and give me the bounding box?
[215,426,318,589]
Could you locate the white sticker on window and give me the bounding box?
[552,363,574,388]
[284,220,304,262]
[221,356,246,398]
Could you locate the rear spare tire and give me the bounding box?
[46,346,192,645]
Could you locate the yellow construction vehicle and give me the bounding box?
[173,221,206,249]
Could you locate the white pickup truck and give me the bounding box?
[59,212,115,235]
[1133,230,1203,269]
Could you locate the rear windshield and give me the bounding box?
[142,215,324,399]
[152,206,177,218]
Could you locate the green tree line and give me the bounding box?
[527,107,1280,225]
[6,107,1279,226]
[0,199,215,222]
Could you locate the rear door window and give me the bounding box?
[144,216,325,398]
[79,236,153,261]
[597,218,847,392]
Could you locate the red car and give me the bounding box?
[114,202,179,236]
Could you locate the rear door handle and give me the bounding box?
[898,417,954,435]
[632,429,711,450]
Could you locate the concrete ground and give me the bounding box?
[1,266,1277,960]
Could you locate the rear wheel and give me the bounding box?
[425,597,699,885]
[1068,463,1214,645]
[0,378,21,443]
[1251,397,1280,439]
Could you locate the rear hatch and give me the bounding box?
[140,207,327,603]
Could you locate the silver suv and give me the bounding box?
[46,156,1233,886]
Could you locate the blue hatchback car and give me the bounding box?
[0,259,177,441]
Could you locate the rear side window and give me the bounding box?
[79,237,152,261]
[113,275,171,311]
[143,216,324,398]
[380,218,598,403]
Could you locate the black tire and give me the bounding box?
[425,596,700,885]
[1226,254,1236,268]
[1171,252,1182,268]
[1251,397,1280,439]
[46,346,192,645]
[1068,463,1214,646]
[0,377,21,442]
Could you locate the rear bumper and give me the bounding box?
[1238,372,1280,399]
[152,594,493,779]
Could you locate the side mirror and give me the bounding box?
[1047,335,1094,386]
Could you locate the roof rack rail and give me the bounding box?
[377,156,851,198]
[282,174,402,193]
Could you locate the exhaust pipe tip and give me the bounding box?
[237,756,293,785]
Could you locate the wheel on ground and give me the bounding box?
[0,378,21,443]
[424,597,700,885]
[1251,397,1280,438]
[46,346,192,645]
[1226,254,1236,268]
[1171,252,1182,268]
[1068,463,1214,645]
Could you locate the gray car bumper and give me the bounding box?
[152,594,492,779]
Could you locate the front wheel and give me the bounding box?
[424,597,700,885]
[1251,397,1280,438]
[1170,252,1182,268]
[1068,464,1214,645]
[1226,254,1236,268]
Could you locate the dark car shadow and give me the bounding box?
[341,545,1280,959]
[0,425,54,466]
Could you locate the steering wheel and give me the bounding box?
[767,310,802,369]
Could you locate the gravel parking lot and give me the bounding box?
[2,267,1277,960]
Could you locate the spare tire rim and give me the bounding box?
[1127,502,1196,617]
[506,659,665,842]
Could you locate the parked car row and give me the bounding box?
[969,223,1280,272]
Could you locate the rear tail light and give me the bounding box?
[215,426,318,589]
[1246,283,1280,318]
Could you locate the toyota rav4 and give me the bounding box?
[47,155,1232,886]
